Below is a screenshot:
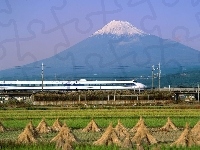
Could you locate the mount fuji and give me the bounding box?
[1,20,200,83]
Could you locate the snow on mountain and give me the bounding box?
[93,20,146,36]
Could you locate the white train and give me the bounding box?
[0,79,146,91]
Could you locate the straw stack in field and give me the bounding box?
[160,117,178,131]
[82,119,100,132]
[93,123,121,147]
[136,143,144,150]
[191,121,200,144]
[130,116,146,133]
[36,118,51,134]
[51,123,77,150]
[17,121,37,144]
[114,119,129,139]
[191,120,200,135]
[26,121,37,136]
[52,118,63,132]
[132,122,157,145]
[0,121,6,132]
[171,123,200,147]
[121,133,133,149]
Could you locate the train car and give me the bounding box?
[0,79,146,91]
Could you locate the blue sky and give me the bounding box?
[0,0,200,70]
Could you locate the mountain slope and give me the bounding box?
[0,20,200,84]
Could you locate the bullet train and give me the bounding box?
[0,79,146,91]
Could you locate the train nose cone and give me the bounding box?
[140,84,147,89]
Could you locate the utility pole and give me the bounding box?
[152,65,155,90]
[41,62,44,92]
[198,84,199,102]
[151,63,161,91]
[158,63,161,91]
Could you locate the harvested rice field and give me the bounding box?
[0,107,200,149]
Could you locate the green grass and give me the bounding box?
[0,141,56,150]
[0,108,200,129]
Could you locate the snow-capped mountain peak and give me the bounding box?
[93,20,146,36]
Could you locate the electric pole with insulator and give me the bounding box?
[41,62,44,91]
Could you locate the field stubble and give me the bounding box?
[0,108,200,149]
